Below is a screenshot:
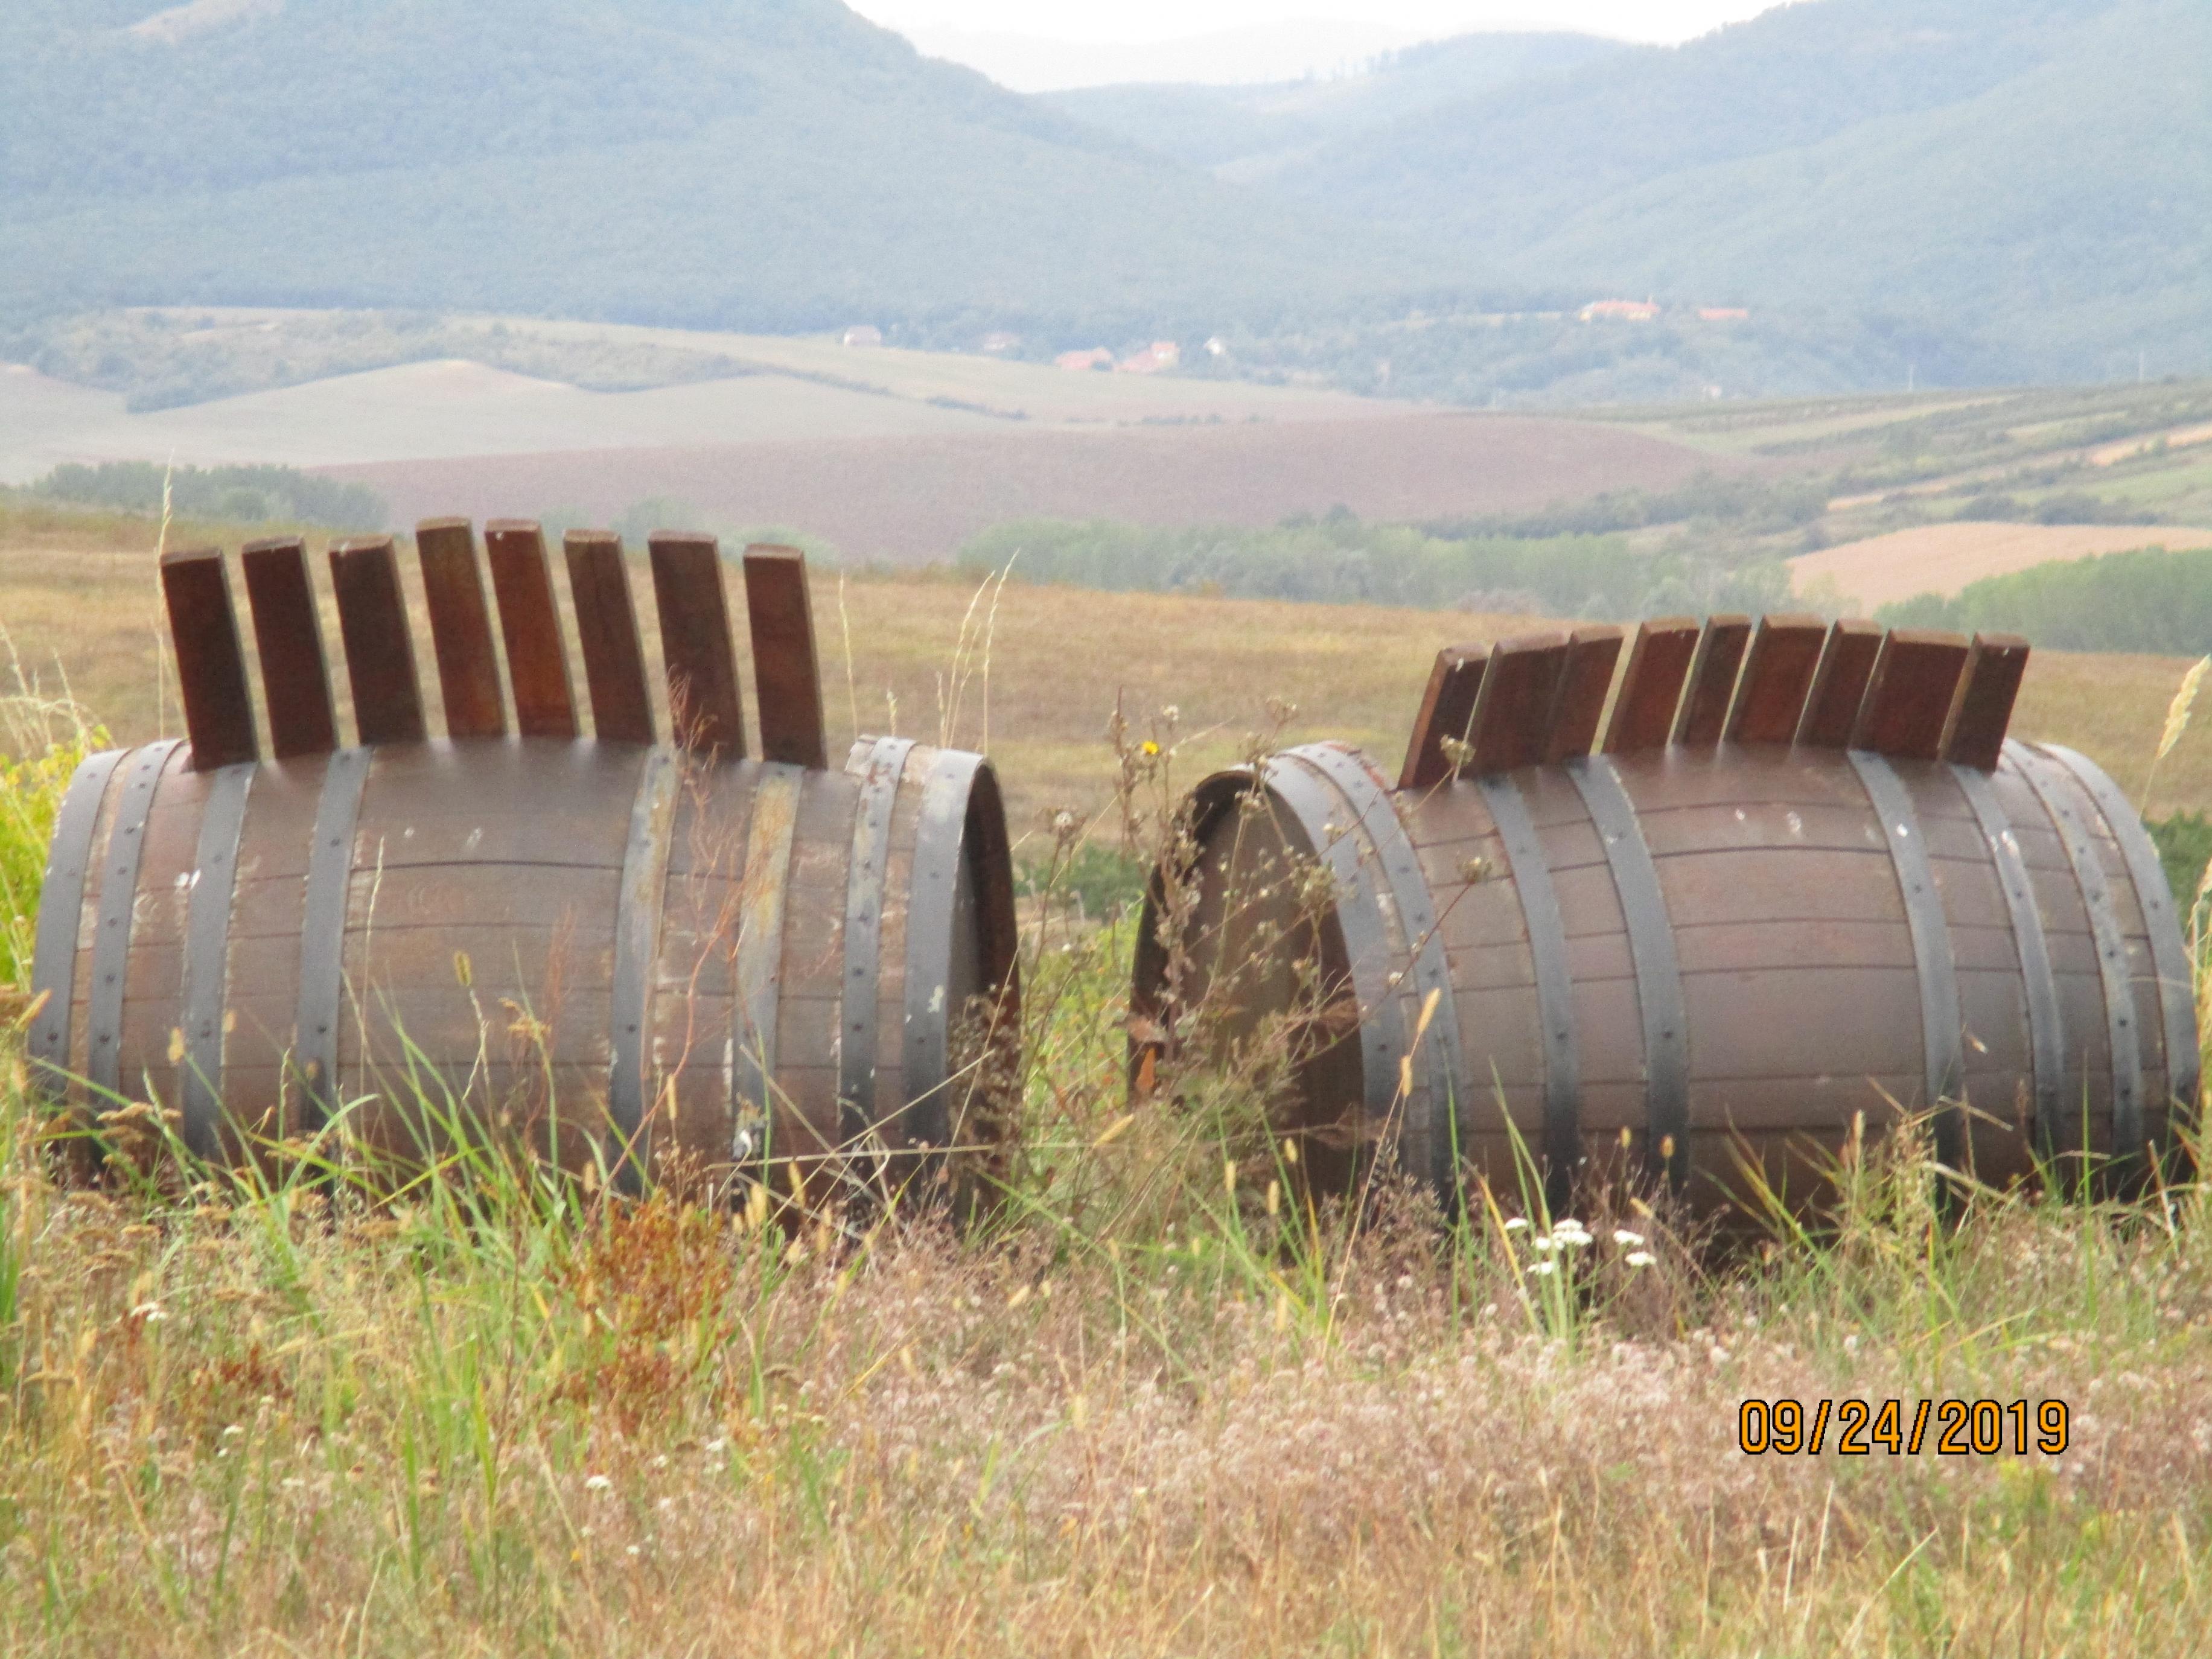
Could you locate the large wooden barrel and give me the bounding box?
[1133,616,2198,1214]
[26,526,1018,1197]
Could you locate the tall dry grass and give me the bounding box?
[2,597,2211,1655]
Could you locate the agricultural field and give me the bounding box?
[6,505,2212,1655]
[4,310,1745,565]
[6,494,2212,1653]
[1791,520,2212,611]
[8,505,2212,832]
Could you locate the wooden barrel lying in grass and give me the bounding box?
[27,527,1018,1197]
[1133,616,2198,1216]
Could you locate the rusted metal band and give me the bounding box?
[1565,756,1689,1190]
[1293,743,1465,1200]
[732,763,803,1156]
[2040,743,2200,1115]
[1850,751,1966,1171]
[840,736,916,1146]
[1474,769,1581,1216]
[1953,761,2065,1156]
[1259,751,1407,1164]
[179,760,256,1158]
[608,745,679,1192]
[86,740,183,1100]
[295,747,370,1126]
[902,749,986,1151]
[27,747,127,1098]
[2013,744,2144,1171]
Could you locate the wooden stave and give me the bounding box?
[32,734,1017,1194]
[1142,738,2191,1215]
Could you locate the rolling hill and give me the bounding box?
[0,0,1433,344]
[1043,32,1627,183]
[4,0,2205,403]
[1251,0,2212,384]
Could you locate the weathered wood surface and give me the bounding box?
[1139,613,2188,1219]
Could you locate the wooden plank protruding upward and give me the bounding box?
[564,530,657,746]
[414,518,506,739]
[1942,632,2032,771]
[648,532,748,757]
[1465,631,1570,774]
[159,547,260,771]
[240,536,337,759]
[1671,614,1752,747]
[1602,617,1701,754]
[328,536,427,747]
[1851,628,1971,760]
[1400,645,1488,789]
[484,520,579,739]
[1796,618,1885,748]
[1544,625,1624,763]
[1724,613,1829,745]
[744,545,829,769]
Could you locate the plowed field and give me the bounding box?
[1792,520,2212,610]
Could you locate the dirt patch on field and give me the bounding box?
[1791,520,2212,610]
[326,413,1741,563]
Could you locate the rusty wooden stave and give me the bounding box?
[1135,737,2190,1215]
[33,734,1018,1193]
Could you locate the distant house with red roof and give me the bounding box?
[1056,347,1113,372]
[1117,340,1181,374]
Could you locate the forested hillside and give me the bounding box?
[1245,0,2211,386]
[1044,32,1625,182]
[4,0,2205,401]
[0,0,1431,343]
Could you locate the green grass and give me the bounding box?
[4,698,2212,1654]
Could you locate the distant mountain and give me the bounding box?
[0,0,1440,345]
[1045,33,1629,182]
[1258,0,2211,382]
[4,0,2205,406]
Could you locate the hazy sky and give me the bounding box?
[847,1,1786,48]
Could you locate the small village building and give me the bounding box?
[1577,299,1660,322]
[1117,340,1181,374]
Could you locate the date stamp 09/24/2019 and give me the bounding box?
[1738,1398,2072,1457]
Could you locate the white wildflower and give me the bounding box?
[131,1302,166,1323]
[1531,1234,1559,1254]
[1528,1260,1559,1277]
[222,1424,244,1439]
[1502,1217,1530,1232]
[585,1474,613,1493]
[1613,1229,1645,1249]
[1625,1250,1656,1269]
